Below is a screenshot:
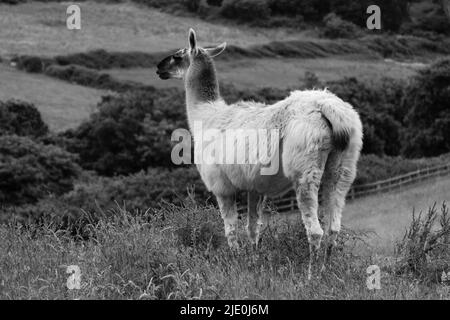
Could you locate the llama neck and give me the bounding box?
[184,56,221,117]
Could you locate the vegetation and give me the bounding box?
[402,58,450,157]
[395,203,450,283]
[0,100,48,138]
[0,201,448,299]
[0,135,81,205]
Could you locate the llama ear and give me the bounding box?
[205,42,227,58]
[188,28,197,53]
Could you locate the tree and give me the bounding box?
[402,58,450,157]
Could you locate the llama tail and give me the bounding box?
[318,97,363,151]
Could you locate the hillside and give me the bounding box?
[344,174,450,253]
[0,1,304,57]
[1,1,448,131]
[0,63,107,131]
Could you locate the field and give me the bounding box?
[0,1,304,57]
[0,63,106,131]
[1,176,449,300]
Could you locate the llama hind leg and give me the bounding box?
[247,192,264,247]
[294,165,325,280]
[217,194,239,249]
[321,150,358,269]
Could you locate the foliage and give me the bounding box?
[0,135,81,205]
[63,167,210,213]
[220,0,271,22]
[321,13,362,39]
[0,100,48,138]
[44,64,143,92]
[395,202,450,282]
[402,58,450,157]
[327,77,406,156]
[62,89,186,175]
[1,201,447,299]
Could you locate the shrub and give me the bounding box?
[321,13,362,39]
[63,167,210,213]
[62,89,186,175]
[0,100,48,138]
[268,0,330,21]
[327,77,405,156]
[14,56,48,73]
[220,0,271,22]
[53,49,161,70]
[395,203,450,283]
[402,58,450,157]
[44,64,141,92]
[0,135,81,205]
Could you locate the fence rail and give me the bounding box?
[237,163,450,214]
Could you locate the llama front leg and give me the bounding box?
[295,167,324,280]
[247,192,264,247]
[217,194,239,249]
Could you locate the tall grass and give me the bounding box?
[1,201,449,299]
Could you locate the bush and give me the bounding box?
[0,100,48,138]
[402,58,450,157]
[220,0,271,22]
[14,55,49,73]
[395,203,450,283]
[62,89,186,175]
[0,135,81,205]
[44,64,141,92]
[63,167,210,213]
[321,13,362,39]
[327,77,406,156]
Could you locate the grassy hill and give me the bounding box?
[0,63,107,131]
[1,175,449,299]
[344,174,450,253]
[0,1,304,58]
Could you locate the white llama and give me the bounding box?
[156,29,363,278]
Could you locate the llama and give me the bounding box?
[156,29,363,278]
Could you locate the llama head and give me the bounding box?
[156,28,227,80]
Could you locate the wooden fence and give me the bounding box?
[237,163,450,214]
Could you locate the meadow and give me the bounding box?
[1,198,449,300]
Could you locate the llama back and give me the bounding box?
[287,90,363,152]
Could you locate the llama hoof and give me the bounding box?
[227,235,239,250]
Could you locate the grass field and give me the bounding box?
[344,175,450,253]
[1,175,449,299]
[0,1,306,58]
[0,63,106,131]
